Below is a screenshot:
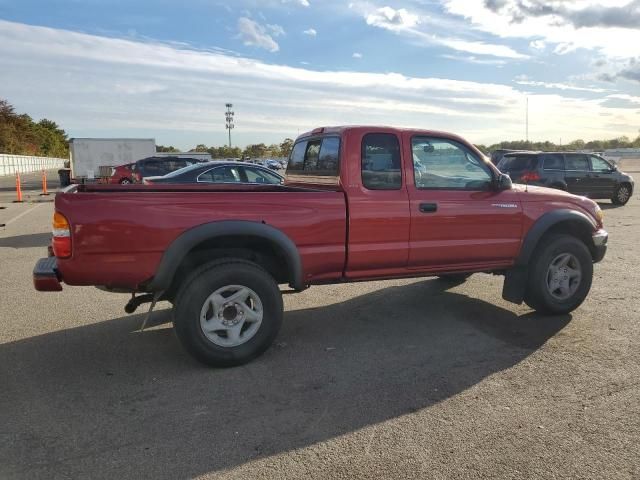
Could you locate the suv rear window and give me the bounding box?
[498,155,537,171]
[286,136,340,184]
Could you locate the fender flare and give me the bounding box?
[146,220,305,292]
[503,209,596,304]
[515,209,596,266]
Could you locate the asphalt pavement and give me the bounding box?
[0,188,639,479]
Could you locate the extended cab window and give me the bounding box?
[286,136,340,183]
[361,133,401,190]
[412,137,492,190]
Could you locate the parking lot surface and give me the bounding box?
[1,187,639,479]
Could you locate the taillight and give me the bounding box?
[52,211,72,258]
[520,171,541,182]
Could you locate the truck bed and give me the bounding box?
[55,185,347,289]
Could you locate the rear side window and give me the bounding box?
[542,154,564,170]
[565,154,589,171]
[318,137,340,171]
[498,155,537,171]
[286,136,341,184]
[199,166,242,183]
[361,133,402,190]
[243,167,282,184]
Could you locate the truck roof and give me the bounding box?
[296,125,471,143]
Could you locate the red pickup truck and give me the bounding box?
[34,126,608,367]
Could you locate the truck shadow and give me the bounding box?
[1,280,570,479]
[0,232,51,249]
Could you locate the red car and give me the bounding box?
[35,126,608,367]
[108,157,205,184]
[108,162,136,184]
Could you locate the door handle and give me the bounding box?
[419,202,438,213]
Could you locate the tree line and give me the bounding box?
[0,99,69,157]
[3,97,639,160]
[157,138,295,159]
[476,135,640,155]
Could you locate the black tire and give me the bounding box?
[119,178,132,185]
[437,273,472,284]
[611,183,632,206]
[173,259,283,367]
[524,234,593,315]
[549,183,566,191]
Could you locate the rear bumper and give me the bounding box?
[592,229,608,263]
[33,257,63,291]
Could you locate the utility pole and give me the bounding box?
[225,103,235,148]
[526,96,529,144]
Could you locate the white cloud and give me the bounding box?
[443,0,640,59]
[0,20,636,147]
[352,52,363,59]
[303,28,317,36]
[363,5,526,59]
[515,79,610,93]
[606,93,640,104]
[267,24,285,37]
[530,40,546,50]
[283,0,310,6]
[237,17,279,52]
[366,6,419,29]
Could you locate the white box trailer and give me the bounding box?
[69,138,156,179]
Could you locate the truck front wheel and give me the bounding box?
[524,234,593,315]
[173,260,283,367]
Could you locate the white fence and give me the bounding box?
[0,154,67,177]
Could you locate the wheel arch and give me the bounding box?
[516,209,597,266]
[503,209,597,305]
[145,220,305,294]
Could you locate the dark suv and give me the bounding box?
[497,152,634,205]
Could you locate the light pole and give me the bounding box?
[225,103,235,148]
[525,96,529,144]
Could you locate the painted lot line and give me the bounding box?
[1,204,42,227]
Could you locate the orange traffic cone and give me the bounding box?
[14,172,23,203]
[40,169,49,196]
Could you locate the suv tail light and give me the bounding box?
[520,171,541,182]
[52,211,72,258]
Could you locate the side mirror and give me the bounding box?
[495,173,512,191]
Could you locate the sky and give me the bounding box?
[0,0,639,150]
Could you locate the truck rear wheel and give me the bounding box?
[173,260,283,367]
[524,234,593,315]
